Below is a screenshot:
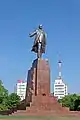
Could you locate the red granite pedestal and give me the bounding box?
[12,58,80,117]
[25,58,69,115]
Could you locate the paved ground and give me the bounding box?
[0,116,80,120]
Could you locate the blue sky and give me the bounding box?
[0,0,80,93]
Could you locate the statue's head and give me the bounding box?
[39,24,43,29]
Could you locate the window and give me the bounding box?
[55,93,64,95]
[59,91,64,92]
[55,85,64,87]
[55,88,64,90]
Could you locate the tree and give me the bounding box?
[0,80,20,111]
[59,94,80,111]
[74,95,80,111]
[7,93,20,109]
[0,80,9,110]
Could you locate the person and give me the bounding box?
[29,25,46,53]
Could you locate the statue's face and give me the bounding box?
[39,25,42,29]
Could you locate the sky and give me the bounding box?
[0,0,80,93]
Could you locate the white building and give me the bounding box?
[16,80,27,101]
[54,60,68,99]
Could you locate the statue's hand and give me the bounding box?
[29,31,36,37]
[29,33,31,37]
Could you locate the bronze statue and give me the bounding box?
[29,25,46,58]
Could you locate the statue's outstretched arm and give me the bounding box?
[29,30,36,37]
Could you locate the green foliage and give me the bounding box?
[59,94,80,111]
[0,104,8,111]
[0,80,20,111]
[7,93,20,109]
[0,80,9,111]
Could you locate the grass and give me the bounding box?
[0,116,80,120]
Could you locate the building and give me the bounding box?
[54,60,68,99]
[16,80,27,101]
[54,79,68,99]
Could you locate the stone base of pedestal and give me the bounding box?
[25,59,69,115]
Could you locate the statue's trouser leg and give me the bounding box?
[38,43,42,58]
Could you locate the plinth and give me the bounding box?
[25,58,69,114]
